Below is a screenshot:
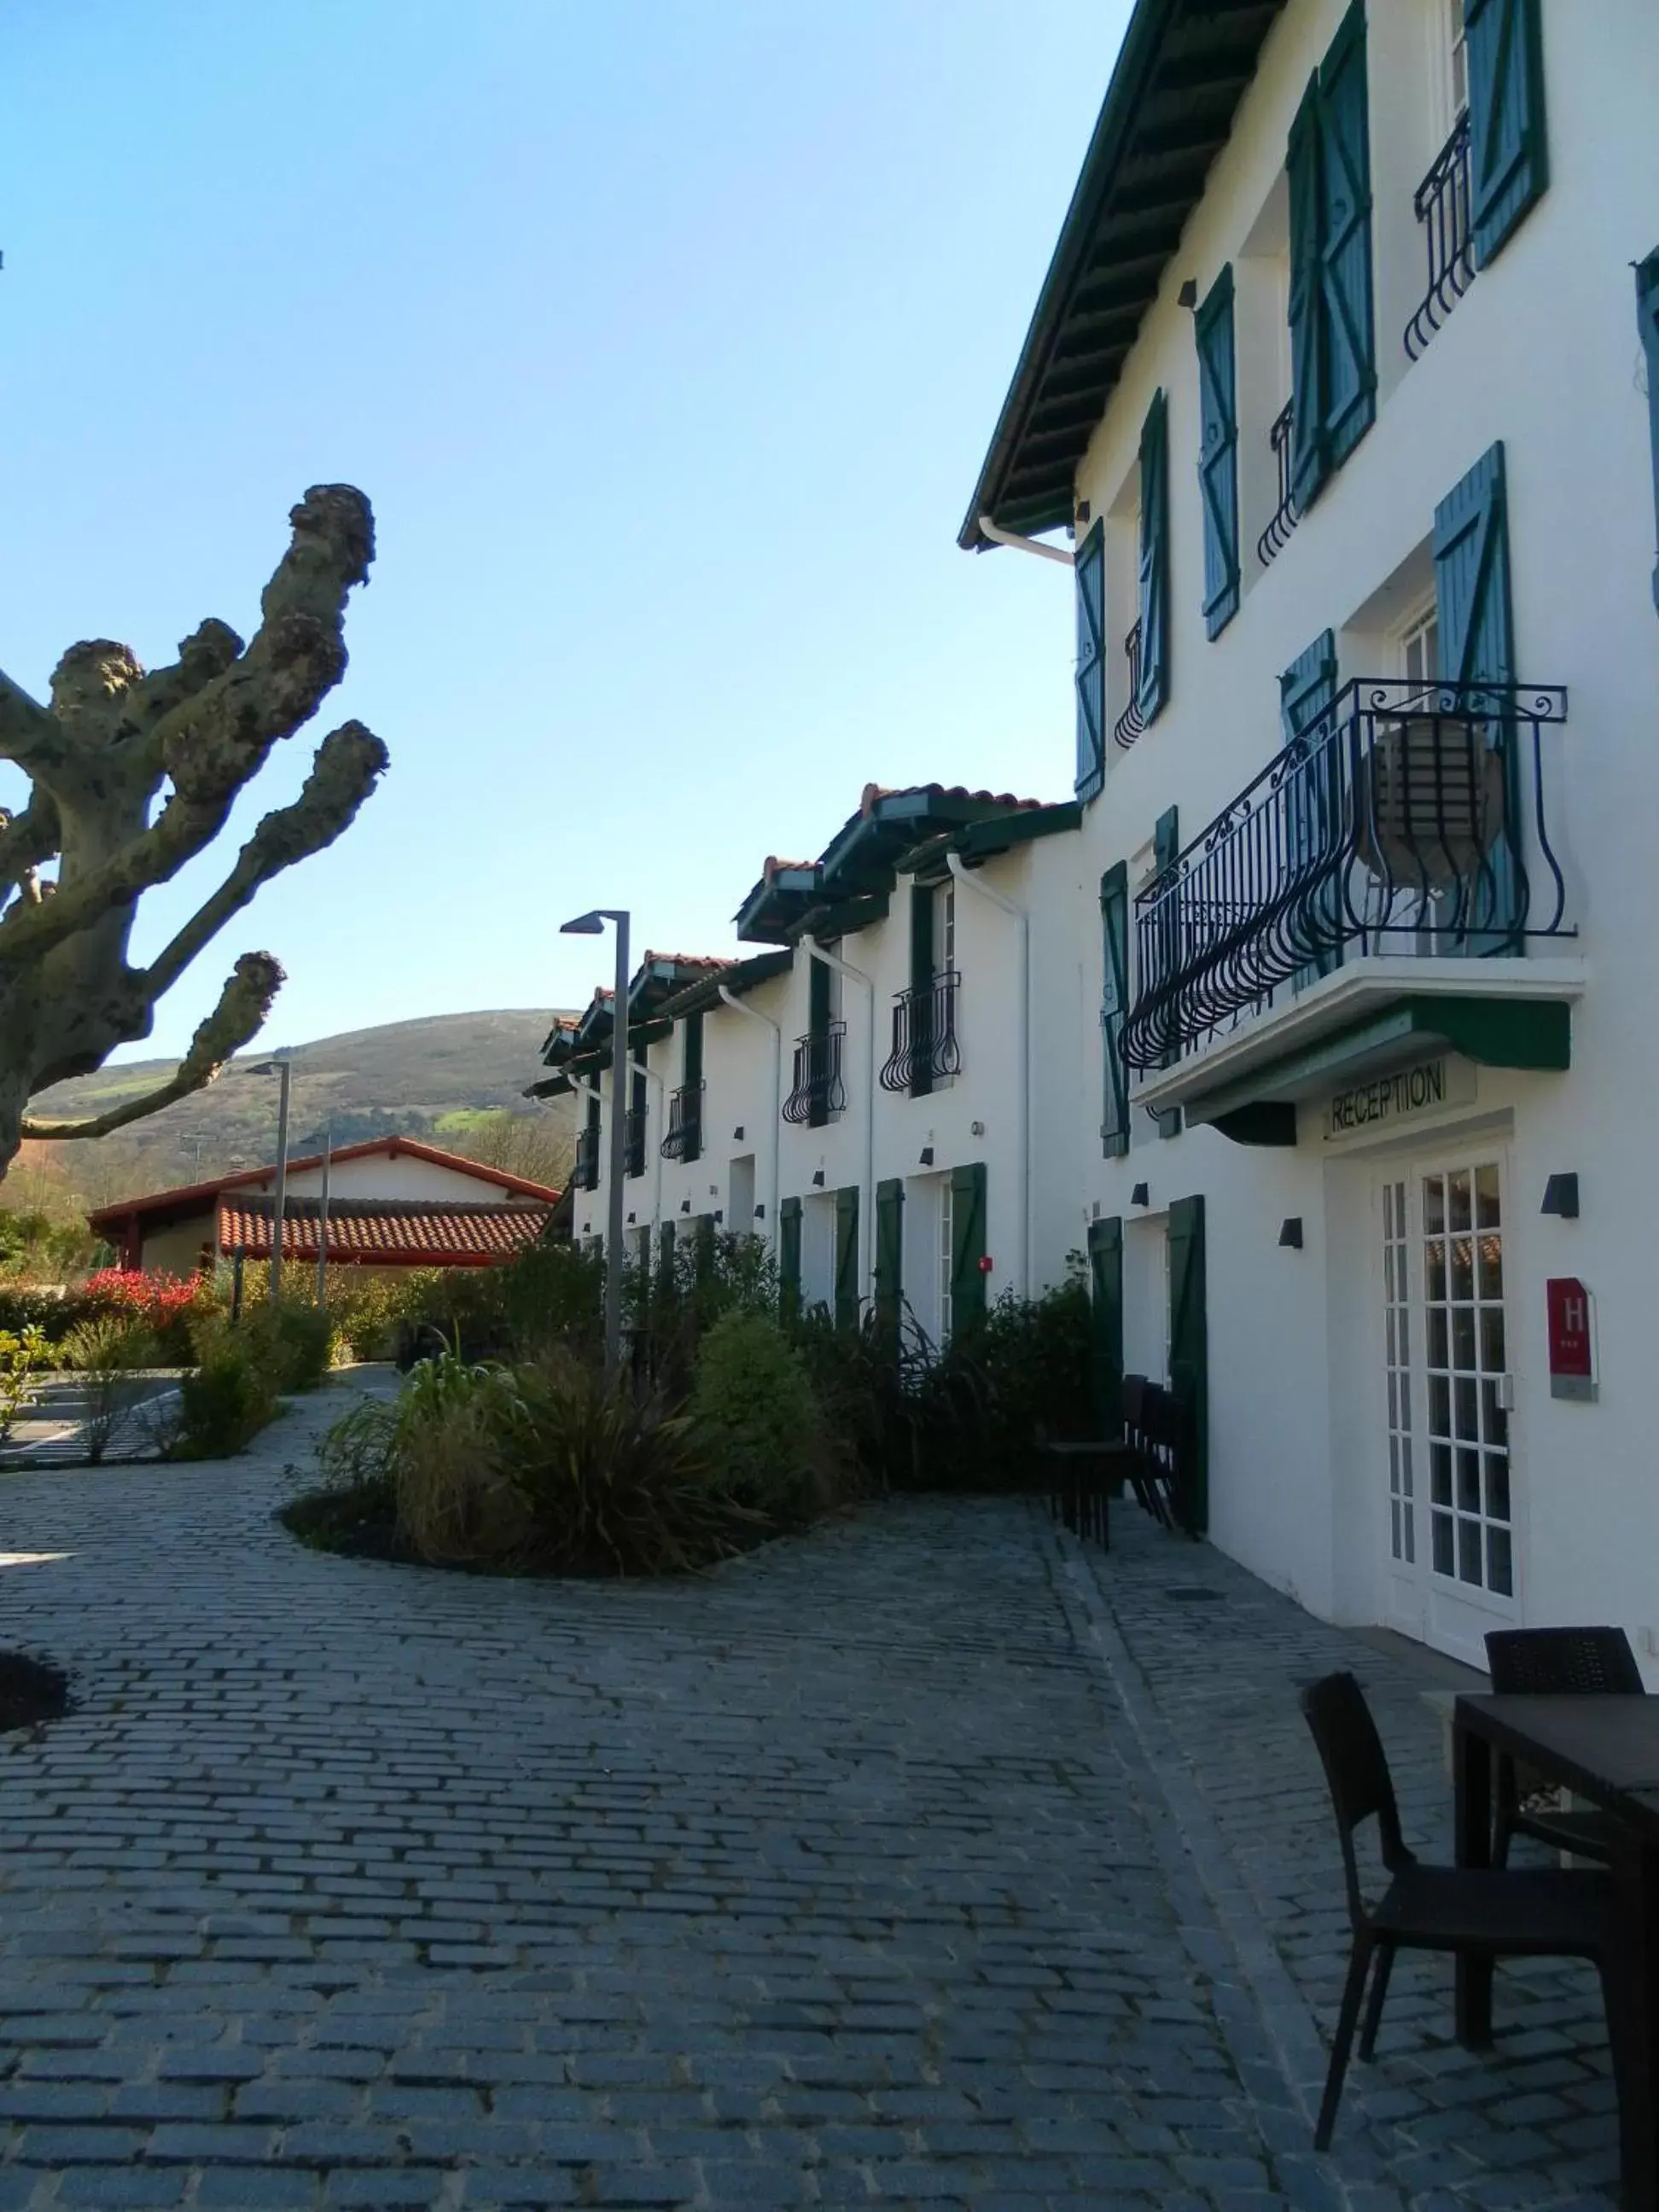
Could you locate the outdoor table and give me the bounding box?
[1454,1692,1659,2208]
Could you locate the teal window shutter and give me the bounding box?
[1434,441,1520,951]
[908,882,935,1099]
[657,1218,677,1292]
[834,1186,860,1330]
[949,1163,988,1331]
[875,1178,904,1330]
[1099,863,1129,1159]
[1074,519,1106,800]
[1153,806,1180,1138]
[1086,1215,1125,1439]
[1466,0,1548,266]
[1194,267,1239,639]
[1137,391,1170,723]
[1316,1,1376,474]
[682,1011,703,1163]
[1638,250,1659,614]
[694,1214,716,1281]
[778,1196,801,1320]
[1286,73,1327,511]
[1167,1195,1208,1534]
[1280,630,1341,987]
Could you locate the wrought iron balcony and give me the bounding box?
[783,1022,846,1126]
[573,1124,601,1192]
[1404,111,1473,360]
[1121,679,1570,1074]
[623,1106,648,1180]
[659,1082,703,1162]
[1256,399,1298,568]
[879,971,961,1095]
[1113,623,1146,750]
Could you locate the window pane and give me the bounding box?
[1387,1371,1399,1426]
[1433,1511,1454,1575]
[1451,1237,1475,1301]
[1405,1506,1415,1564]
[1475,1164,1500,1229]
[1478,1233,1503,1300]
[1458,1515,1482,1585]
[1425,1241,1447,1301]
[1431,1441,1452,1505]
[1481,1380,1509,1451]
[1485,1455,1511,1523]
[1455,1377,1479,1441]
[1384,1183,1396,1237]
[1449,1170,1472,1233]
[1480,1306,1505,1371]
[1428,1307,1448,1369]
[1401,1435,1413,1496]
[1423,1175,1446,1234]
[1384,1246,1395,1302]
[1487,1523,1512,1598]
[1452,1306,1476,1370]
[1457,1449,1481,1513]
[1391,1499,1402,1559]
[1429,1375,1452,1438]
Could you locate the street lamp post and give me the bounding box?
[251,1050,294,1303]
[560,907,631,1373]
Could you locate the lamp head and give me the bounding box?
[560,911,606,936]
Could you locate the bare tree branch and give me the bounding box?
[20,952,283,1140]
[144,721,388,998]
[0,671,62,774]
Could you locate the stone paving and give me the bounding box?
[0,1376,1621,2209]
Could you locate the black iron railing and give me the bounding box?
[1121,678,1570,1073]
[573,1124,601,1191]
[1404,111,1474,360]
[1113,623,1146,749]
[623,1107,647,1179]
[1256,400,1298,568]
[659,1082,703,1162]
[879,971,961,1094]
[783,1022,846,1126]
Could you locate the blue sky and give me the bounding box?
[3,0,1127,1063]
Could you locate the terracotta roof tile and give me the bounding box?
[216,1197,552,1268]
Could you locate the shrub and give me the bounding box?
[267,1302,334,1393]
[393,1362,530,1567]
[174,1330,279,1458]
[688,1310,830,1520]
[57,1315,156,1464]
[0,1325,50,1445]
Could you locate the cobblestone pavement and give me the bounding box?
[0,1378,1619,2209]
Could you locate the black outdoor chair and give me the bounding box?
[1300,1669,1623,2151]
[1484,1626,1645,1868]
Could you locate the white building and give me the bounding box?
[960,0,1659,1665]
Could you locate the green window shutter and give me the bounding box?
[1194,266,1239,639]
[694,1213,716,1281]
[875,1178,904,1330]
[834,1185,860,1331]
[1434,440,1520,952]
[1086,1215,1124,1439]
[1099,862,1129,1159]
[908,882,935,1099]
[1153,805,1181,1138]
[1637,250,1659,614]
[1466,0,1548,265]
[808,957,832,1130]
[657,1218,676,1292]
[1316,1,1376,474]
[949,1162,988,1331]
[1136,391,1170,723]
[1286,73,1328,511]
[637,1225,650,1283]
[1074,519,1107,800]
[778,1196,802,1320]
[682,1011,703,1162]
[1167,1193,1208,1534]
[1280,630,1341,987]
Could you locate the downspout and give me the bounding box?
[948,853,1030,1301]
[637,1058,666,1251]
[718,984,782,1257]
[975,515,1075,567]
[801,935,876,1317]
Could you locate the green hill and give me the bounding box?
[23,1010,575,1205]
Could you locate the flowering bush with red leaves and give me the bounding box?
[81,1270,202,1325]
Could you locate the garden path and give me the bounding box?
[0,1375,1619,2209]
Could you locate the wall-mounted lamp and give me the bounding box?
[679,1198,691,1214]
[1541,1173,1580,1219]
[1177,276,1199,309]
[733,1125,744,1142]
[754,1203,765,1221]
[812,1169,825,1187]
[1278,1217,1304,1249]
[626,1212,636,1226]
[713,1210,724,1225]
[1074,499,1091,527]
[970,1120,986,1138]
[918,1145,934,1167]
[1131,1182,1150,1208]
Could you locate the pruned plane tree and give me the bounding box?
[0,486,388,1175]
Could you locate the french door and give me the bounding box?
[1381,1155,1517,1662]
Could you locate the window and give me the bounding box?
[1447,0,1468,121]
[1400,604,1440,690]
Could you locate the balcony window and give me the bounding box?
[623,1106,648,1180]
[573,1123,601,1192]
[880,972,960,1096]
[660,1082,704,1162]
[1120,677,1570,1075]
[783,1022,845,1126]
